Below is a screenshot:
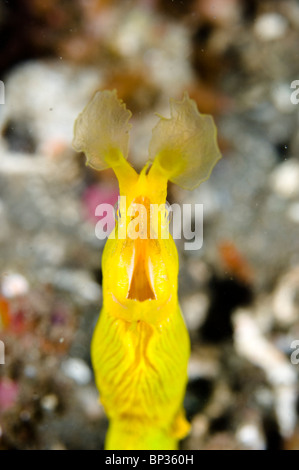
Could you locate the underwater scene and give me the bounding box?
[0,0,299,451]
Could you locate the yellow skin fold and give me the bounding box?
[73,90,221,450]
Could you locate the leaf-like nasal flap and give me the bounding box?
[148,93,222,190]
[72,90,132,171]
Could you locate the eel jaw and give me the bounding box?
[127,240,156,302]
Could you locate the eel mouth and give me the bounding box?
[127,239,156,302]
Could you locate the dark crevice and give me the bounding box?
[209,412,232,434]
[200,274,253,343]
[185,377,213,420]
[263,414,283,450]
[2,119,37,154]
[93,268,103,286]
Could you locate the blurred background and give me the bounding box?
[0,0,299,450]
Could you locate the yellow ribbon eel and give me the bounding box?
[72,90,221,450]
